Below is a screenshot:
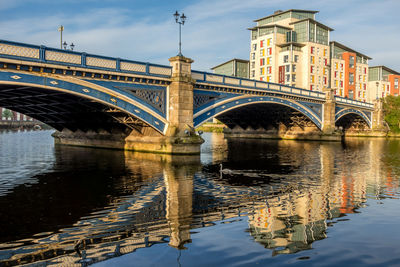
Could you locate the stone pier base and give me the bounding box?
[223,127,342,141]
[343,130,388,138]
[52,130,204,155]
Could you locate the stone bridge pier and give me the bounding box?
[122,56,204,154]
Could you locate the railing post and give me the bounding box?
[116,58,121,71]
[39,46,46,62]
[81,53,87,67]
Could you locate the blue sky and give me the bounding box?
[1,0,399,72]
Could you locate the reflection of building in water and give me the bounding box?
[247,141,373,254]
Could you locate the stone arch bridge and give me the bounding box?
[0,40,386,154]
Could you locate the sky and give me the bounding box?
[0,0,399,72]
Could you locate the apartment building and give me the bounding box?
[211,58,249,78]
[0,107,32,121]
[368,66,400,99]
[330,41,371,102]
[248,9,332,91]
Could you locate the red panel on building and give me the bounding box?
[279,66,285,84]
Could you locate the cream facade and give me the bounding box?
[249,10,332,91]
[368,66,400,100]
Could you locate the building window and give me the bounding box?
[323,49,327,57]
[310,85,314,90]
[311,47,315,54]
[267,57,271,65]
[267,38,271,46]
[349,73,354,85]
[324,77,327,85]
[260,68,264,75]
[251,70,255,78]
[292,74,296,82]
[364,67,367,74]
[251,53,255,60]
[267,66,271,74]
[294,55,299,63]
[252,44,257,51]
[260,49,265,57]
[285,65,290,72]
[260,58,265,66]
[349,56,355,68]
[311,66,314,73]
[340,81,343,88]
[292,65,296,72]
[395,78,399,89]
[251,61,255,68]
[310,56,315,64]
[334,71,337,78]
[286,74,290,82]
[311,75,315,83]
[283,55,289,63]
[260,40,264,48]
[324,58,328,66]
[268,47,272,55]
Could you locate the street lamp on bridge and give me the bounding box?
[173,11,186,57]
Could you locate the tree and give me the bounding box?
[2,109,13,120]
[383,95,400,133]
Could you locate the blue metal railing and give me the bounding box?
[0,39,172,78]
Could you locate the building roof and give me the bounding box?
[211,58,249,70]
[369,65,400,75]
[289,18,334,31]
[254,9,319,22]
[247,24,293,31]
[330,41,372,60]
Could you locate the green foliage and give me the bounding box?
[383,96,400,133]
[2,109,13,120]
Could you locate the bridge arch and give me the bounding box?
[335,108,372,129]
[0,70,168,134]
[193,95,322,129]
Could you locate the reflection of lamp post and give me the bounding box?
[173,11,187,56]
[376,81,379,100]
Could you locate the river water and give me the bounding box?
[0,130,399,266]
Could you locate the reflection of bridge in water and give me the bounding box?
[1,135,398,266]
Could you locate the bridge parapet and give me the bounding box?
[192,70,326,101]
[0,39,172,78]
[334,95,374,110]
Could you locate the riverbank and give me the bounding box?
[0,121,51,130]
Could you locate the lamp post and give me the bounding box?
[173,11,186,56]
[63,41,75,51]
[58,25,64,49]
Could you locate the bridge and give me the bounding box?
[0,39,387,154]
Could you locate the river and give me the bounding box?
[0,130,399,266]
